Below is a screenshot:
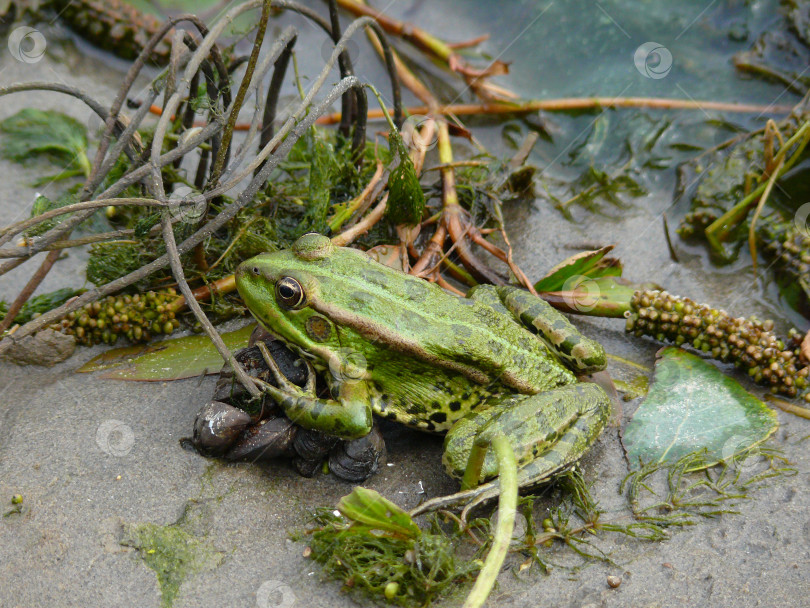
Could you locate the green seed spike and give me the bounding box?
[625,289,810,401]
[47,289,180,347]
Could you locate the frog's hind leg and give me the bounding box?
[442,382,610,492]
[496,285,606,374]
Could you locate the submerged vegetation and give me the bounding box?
[303,448,793,606]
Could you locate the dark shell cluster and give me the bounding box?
[50,289,180,346]
[191,327,386,482]
[625,289,810,400]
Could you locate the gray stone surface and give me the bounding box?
[1,6,810,608]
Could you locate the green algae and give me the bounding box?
[121,505,222,608]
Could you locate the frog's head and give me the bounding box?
[235,233,366,360]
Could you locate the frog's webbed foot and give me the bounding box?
[255,341,373,440]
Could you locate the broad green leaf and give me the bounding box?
[623,347,779,470]
[77,324,255,381]
[533,246,617,293]
[0,109,91,181]
[337,487,421,539]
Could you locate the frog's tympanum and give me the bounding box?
[235,233,611,491]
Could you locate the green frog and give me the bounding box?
[234,233,611,498]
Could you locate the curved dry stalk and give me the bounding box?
[0,231,138,258]
[0,76,361,357]
[0,198,164,244]
[332,193,388,246]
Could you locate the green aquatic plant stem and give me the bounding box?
[704,120,810,252]
[461,435,517,608]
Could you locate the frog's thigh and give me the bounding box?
[497,286,606,374]
[442,383,610,485]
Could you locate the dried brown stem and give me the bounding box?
[0,250,60,334]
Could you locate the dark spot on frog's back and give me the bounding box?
[430,412,447,424]
[451,324,472,338]
[449,400,462,412]
[349,291,374,308]
[361,269,390,288]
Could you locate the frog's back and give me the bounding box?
[305,248,575,394]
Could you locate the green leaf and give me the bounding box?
[0,287,83,325]
[385,135,425,227]
[76,324,255,381]
[623,347,779,470]
[534,246,618,292]
[539,276,660,318]
[24,191,79,237]
[337,487,421,539]
[0,109,91,181]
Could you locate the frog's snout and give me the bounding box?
[235,259,261,283]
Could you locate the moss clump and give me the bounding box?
[121,517,221,608]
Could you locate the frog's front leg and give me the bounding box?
[442,383,610,489]
[469,285,606,374]
[255,343,373,440]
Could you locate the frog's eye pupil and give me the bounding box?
[276,277,305,309]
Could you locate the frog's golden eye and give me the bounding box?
[275,277,306,309]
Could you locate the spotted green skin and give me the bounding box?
[236,234,611,485]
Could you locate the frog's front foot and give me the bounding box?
[191,337,385,481]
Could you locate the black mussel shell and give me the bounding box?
[294,456,324,478]
[192,401,252,454]
[248,325,276,347]
[328,425,387,482]
[212,338,308,407]
[224,415,299,462]
[292,428,340,477]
